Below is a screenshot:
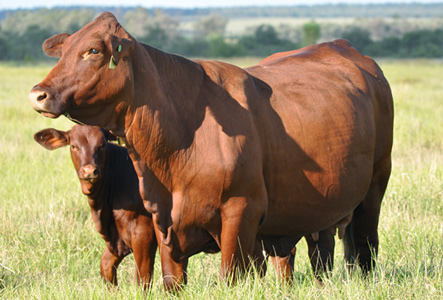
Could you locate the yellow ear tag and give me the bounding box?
[109,55,116,69]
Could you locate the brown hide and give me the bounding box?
[30,12,393,289]
[34,125,157,288]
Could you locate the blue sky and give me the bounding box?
[1,0,441,10]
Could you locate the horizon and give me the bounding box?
[1,0,442,10]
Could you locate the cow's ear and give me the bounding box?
[42,33,71,58]
[108,36,134,69]
[34,128,70,150]
[101,128,117,142]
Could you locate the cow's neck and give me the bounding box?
[124,43,206,186]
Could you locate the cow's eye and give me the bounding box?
[71,144,77,150]
[90,48,99,55]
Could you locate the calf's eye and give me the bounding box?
[90,48,99,55]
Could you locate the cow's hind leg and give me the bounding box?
[100,247,124,286]
[343,159,391,274]
[305,229,335,283]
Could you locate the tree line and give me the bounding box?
[0,7,442,61]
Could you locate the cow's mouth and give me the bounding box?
[40,111,61,118]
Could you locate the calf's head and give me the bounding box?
[34,125,117,194]
[29,12,135,134]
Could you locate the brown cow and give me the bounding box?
[34,125,157,289]
[29,12,393,290]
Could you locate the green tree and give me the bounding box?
[401,29,443,58]
[174,39,209,57]
[302,20,321,46]
[123,7,151,38]
[4,24,53,61]
[365,36,401,57]
[255,24,280,45]
[141,10,182,52]
[62,9,94,33]
[0,34,9,60]
[193,14,228,40]
[341,27,373,53]
[205,33,246,57]
[237,24,295,57]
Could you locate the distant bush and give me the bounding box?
[399,29,443,58]
[237,24,297,57]
[341,27,373,53]
[343,28,443,58]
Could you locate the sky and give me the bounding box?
[1,0,442,10]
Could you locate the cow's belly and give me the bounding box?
[259,154,373,236]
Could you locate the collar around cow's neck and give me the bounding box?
[64,112,88,126]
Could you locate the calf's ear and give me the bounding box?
[101,128,117,142]
[42,33,71,58]
[34,128,70,150]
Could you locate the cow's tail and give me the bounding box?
[342,217,357,269]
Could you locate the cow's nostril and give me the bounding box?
[37,92,47,102]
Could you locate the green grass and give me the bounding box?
[0,59,442,299]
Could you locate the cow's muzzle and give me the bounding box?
[29,85,62,118]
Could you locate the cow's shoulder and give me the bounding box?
[195,59,251,85]
[194,59,264,106]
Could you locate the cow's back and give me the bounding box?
[245,40,393,235]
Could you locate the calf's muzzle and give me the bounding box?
[79,164,100,183]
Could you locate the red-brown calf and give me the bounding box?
[34,125,157,289]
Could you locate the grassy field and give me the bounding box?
[0,58,442,299]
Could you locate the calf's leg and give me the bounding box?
[269,247,295,281]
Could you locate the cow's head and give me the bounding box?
[29,12,135,135]
[34,125,117,195]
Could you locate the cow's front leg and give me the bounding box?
[158,242,188,292]
[100,247,124,286]
[133,229,158,290]
[219,196,265,283]
[153,221,188,292]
